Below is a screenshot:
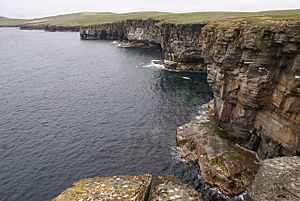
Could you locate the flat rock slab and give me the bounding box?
[52,173,151,201]
[177,120,260,196]
[151,176,202,201]
[248,156,300,201]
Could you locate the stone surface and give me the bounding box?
[164,60,206,73]
[177,110,261,196]
[201,20,300,158]
[80,19,207,73]
[52,173,151,201]
[151,176,202,201]
[248,156,300,201]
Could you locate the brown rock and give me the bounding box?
[177,117,261,196]
[52,173,152,201]
[202,20,300,158]
[81,19,300,158]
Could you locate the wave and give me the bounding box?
[194,103,210,122]
[143,60,165,69]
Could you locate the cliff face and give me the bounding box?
[80,19,300,158]
[202,21,300,158]
[20,24,80,32]
[80,19,161,43]
[80,19,207,72]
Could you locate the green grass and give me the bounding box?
[0,17,27,26]
[0,9,299,26]
[259,9,300,20]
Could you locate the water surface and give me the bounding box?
[0,28,213,201]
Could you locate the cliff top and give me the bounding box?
[1,9,300,26]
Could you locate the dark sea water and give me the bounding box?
[0,28,214,201]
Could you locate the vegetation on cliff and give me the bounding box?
[0,17,26,26]
[0,9,299,27]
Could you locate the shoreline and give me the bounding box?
[1,17,299,200]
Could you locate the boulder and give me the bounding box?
[177,118,261,196]
[248,156,300,201]
[151,176,202,201]
[52,173,152,201]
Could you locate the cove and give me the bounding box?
[0,28,214,201]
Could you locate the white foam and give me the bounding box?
[194,104,210,122]
[144,60,165,69]
[170,146,187,163]
[112,41,118,44]
[182,77,191,80]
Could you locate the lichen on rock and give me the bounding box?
[151,176,202,201]
[248,156,300,201]
[176,103,261,196]
[52,173,152,201]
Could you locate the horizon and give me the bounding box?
[1,8,300,20]
[1,0,300,19]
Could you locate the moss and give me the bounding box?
[210,156,229,175]
[203,121,236,142]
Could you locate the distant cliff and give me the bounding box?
[20,24,80,32]
[80,19,207,72]
[80,19,300,158]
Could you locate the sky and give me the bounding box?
[0,0,300,19]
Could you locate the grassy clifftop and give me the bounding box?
[0,17,27,26]
[0,9,299,26]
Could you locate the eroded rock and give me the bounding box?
[81,19,300,158]
[164,60,206,73]
[202,20,300,158]
[80,19,208,73]
[177,115,261,196]
[151,176,202,201]
[52,173,152,201]
[248,156,300,201]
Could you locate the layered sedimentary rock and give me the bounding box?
[176,105,261,196]
[52,174,152,201]
[151,176,202,201]
[202,20,300,158]
[80,19,207,72]
[80,19,161,43]
[248,156,300,201]
[20,24,80,32]
[81,19,300,158]
[80,18,300,157]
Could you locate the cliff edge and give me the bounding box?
[80,18,300,158]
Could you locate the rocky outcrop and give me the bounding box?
[80,18,300,156]
[80,19,207,72]
[176,104,260,196]
[52,174,152,201]
[151,176,202,201]
[247,156,300,201]
[202,20,300,158]
[80,19,161,43]
[20,24,80,32]
[52,174,203,201]
[80,19,299,159]
[79,19,300,197]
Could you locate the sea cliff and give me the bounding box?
[20,24,80,32]
[80,18,300,159]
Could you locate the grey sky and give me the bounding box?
[1,0,299,19]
